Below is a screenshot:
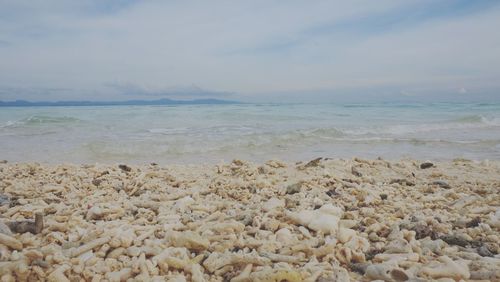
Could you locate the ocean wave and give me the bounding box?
[1,115,82,128]
[148,127,191,134]
[80,132,500,161]
[0,121,17,128]
[23,115,81,125]
[344,116,500,136]
[452,115,500,125]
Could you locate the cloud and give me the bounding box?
[104,82,234,99]
[0,0,499,102]
[0,85,71,101]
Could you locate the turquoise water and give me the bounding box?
[1,103,499,163]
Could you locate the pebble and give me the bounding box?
[0,221,12,235]
[420,162,434,169]
[432,180,451,189]
[0,194,9,206]
[286,182,302,194]
[440,234,469,247]
[465,217,481,228]
[0,159,497,281]
[118,164,131,172]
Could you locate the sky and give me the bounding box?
[0,0,499,103]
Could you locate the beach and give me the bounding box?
[1,158,499,281]
[3,0,500,281]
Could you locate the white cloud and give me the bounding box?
[0,0,499,101]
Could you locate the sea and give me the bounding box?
[1,102,499,164]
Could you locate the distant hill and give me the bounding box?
[0,98,240,107]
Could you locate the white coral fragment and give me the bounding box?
[420,256,470,280]
[286,204,342,234]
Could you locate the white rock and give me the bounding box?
[339,219,357,229]
[275,228,293,243]
[365,263,409,281]
[319,203,343,217]
[488,209,500,229]
[263,197,285,212]
[86,206,103,220]
[287,204,342,234]
[420,256,470,281]
[174,196,195,211]
[338,227,356,244]
[0,221,12,236]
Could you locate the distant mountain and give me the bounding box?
[0,98,240,107]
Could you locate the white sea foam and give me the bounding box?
[344,116,500,136]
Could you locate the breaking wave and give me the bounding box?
[0,115,82,128]
[345,115,500,136]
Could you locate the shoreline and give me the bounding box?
[1,155,498,166]
[0,158,499,281]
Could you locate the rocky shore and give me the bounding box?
[0,158,499,281]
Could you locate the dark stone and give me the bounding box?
[420,162,434,169]
[380,194,388,200]
[432,180,450,189]
[477,244,494,257]
[466,217,481,228]
[6,213,44,234]
[326,189,338,197]
[286,183,302,194]
[365,248,383,261]
[9,196,20,208]
[350,262,370,275]
[377,226,391,238]
[441,234,469,247]
[257,166,266,174]
[92,178,102,187]
[118,164,131,172]
[413,224,438,240]
[305,157,322,168]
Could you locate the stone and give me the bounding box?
[0,221,12,235]
[465,217,481,228]
[118,164,131,172]
[440,234,469,247]
[286,183,302,194]
[432,180,450,189]
[263,197,285,212]
[420,162,434,169]
[304,157,322,168]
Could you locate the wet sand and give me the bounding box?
[0,158,499,281]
